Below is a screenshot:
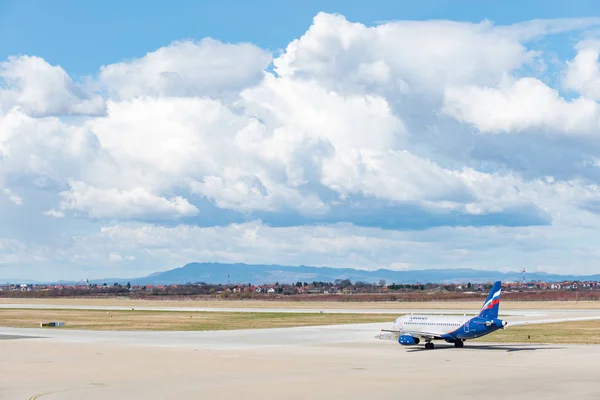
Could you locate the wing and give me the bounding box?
[506,316,600,327]
[380,328,441,340]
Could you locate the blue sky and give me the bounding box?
[2,0,599,76]
[2,1,600,280]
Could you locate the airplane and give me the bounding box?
[382,280,600,349]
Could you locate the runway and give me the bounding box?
[2,321,600,399]
[2,302,597,317]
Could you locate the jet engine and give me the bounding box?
[484,319,508,328]
[398,334,420,345]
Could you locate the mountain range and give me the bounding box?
[76,263,600,285]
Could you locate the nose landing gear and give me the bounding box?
[454,340,465,348]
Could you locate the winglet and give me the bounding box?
[479,281,501,319]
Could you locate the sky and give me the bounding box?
[2,1,600,281]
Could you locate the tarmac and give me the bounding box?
[2,318,600,399]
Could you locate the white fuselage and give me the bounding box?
[394,314,472,336]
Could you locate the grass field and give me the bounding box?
[477,321,600,344]
[2,308,600,344]
[0,309,397,331]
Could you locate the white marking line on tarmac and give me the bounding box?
[29,383,106,399]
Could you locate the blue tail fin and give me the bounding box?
[479,281,502,319]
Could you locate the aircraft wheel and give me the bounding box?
[425,342,434,350]
[454,340,464,348]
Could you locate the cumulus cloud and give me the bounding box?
[0,109,106,200]
[0,56,105,116]
[4,13,600,279]
[443,77,600,134]
[273,13,532,93]
[86,95,329,215]
[98,38,272,100]
[564,40,600,100]
[56,181,199,219]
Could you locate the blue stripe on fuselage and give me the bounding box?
[441,316,503,341]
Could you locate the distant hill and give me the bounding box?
[88,262,600,285]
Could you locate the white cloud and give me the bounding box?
[4,13,600,279]
[0,55,105,116]
[87,96,244,178]
[564,40,600,100]
[108,253,135,262]
[443,77,600,134]
[5,219,600,280]
[108,253,122,262]
[86,95,329,215]
[390,262,411,270]
[98,38,272,100]
[494,18,600,42]
[240,74,405,151]
[273,12,535,96]
[190,173,327,214]
[0,109,105,188]
[0,238,29,266]
[57,181,198,219]
[5,14,598,225]
[321,149,469,204]
[2,187,22,205]
[43,209,64,218]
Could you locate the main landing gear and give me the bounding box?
[454,340,465,348]
[425,342,434,350]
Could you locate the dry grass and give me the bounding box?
[2,308,600,344]
[0,309,397,331]
[477,320,600,344]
